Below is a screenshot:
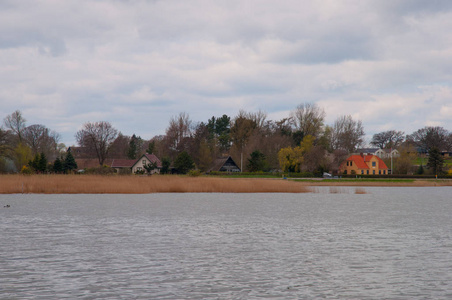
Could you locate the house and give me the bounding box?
[208,156,241,173]
[340,154,389,175]
[355,148,400,159]
[131,153,162,174]
[110,159,136,172]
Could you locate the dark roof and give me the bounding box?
[111,159,136,168]
[133,153,162,168]
[208,156,241,172]
[75,158,112,169]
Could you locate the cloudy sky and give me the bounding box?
[1,0,452,145]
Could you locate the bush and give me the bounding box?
[84,166,116,175]
[20,165,33,175]
[118,168,132,175]
[188,169,202,177]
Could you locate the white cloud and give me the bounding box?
[0,0,452,145]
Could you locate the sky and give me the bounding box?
[1,0,452,146]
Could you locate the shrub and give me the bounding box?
[84,166,116,175]
[188,169,202,177]
[21,165,33,175]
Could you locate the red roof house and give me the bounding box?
[340,154,389,175]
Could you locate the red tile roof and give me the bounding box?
[347,155,369,169]
[346,154,389,170]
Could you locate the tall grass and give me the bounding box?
[0,175,310,194]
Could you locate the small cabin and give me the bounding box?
[208,156,241,173]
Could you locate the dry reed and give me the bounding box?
[0,175,310,194]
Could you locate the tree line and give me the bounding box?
[1,105,452,175]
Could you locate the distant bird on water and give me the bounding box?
[4,204,10,208]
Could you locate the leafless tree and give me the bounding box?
[290,103,326,139]
[330,115,365,153]
[75,121,118,166]
[108,132,130,159]
[409,126,451,152]
[0,127,13,158]
[370,130,405,149]
[3,110,26,142]
[165,112,192,153]
[22,124,60,159]
[230,111,257,152]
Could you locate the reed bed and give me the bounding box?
[0,175,310,194]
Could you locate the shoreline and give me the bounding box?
[0,175,451,194]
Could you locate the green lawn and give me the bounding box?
[412,156,452,166]
[291,178,416,183]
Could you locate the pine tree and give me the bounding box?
[174,151,194,174]
[63,150,78,173]
[53,157,63,173]
[427,147,444,175]
[247,150,267,172]
[38,152,47,173]
[160,157,171,174]
[127,135,138,159]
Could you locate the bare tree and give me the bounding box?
[370,130,405,149]
[165,112,192,153]
[330,115,365,153]
[75,121,118,166]
[290,103,326,139]
[409,126,450,152]
[230,111,256,152]
[22,124,60,159]
[3,110,26,142]
[0,127,13,158]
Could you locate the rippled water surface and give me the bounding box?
[1,187,452,299]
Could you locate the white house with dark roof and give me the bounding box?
[355,148,399,159]
[131,153,162,174]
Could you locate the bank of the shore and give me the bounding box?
[0,175,451,194]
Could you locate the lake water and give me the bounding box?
[1,187,451,299]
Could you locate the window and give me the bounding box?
[372,161,376,167]
[142,160,146,165]
[350,161,352,166]
[383,170,386,175]
[373,170,375,175]
[379,170,381,175]
[361,170,364,175]
[367,170,369,175]
[346,161,349,166]
[137,167,142,171]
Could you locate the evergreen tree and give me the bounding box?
[160,157,171,174]
[53,157,63,173]
[63,150,78,173]
[247,150,267,172]
[38,152,47,173]
[427,147,444,175]
[127,134,138,159]
[147,140,155,154]
[174,151,194,174]
[29,154,40,171]
[416,164,424,175]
